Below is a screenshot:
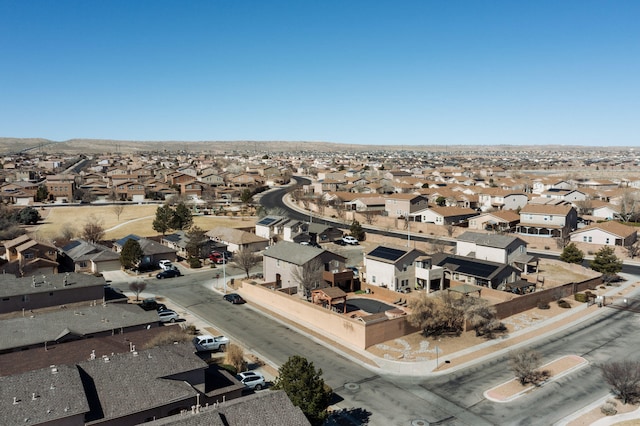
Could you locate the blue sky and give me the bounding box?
[1,1,638,146]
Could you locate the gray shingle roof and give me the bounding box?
[262,241,324,266]
[0,272,104,298]
[457,231,525,249]
[0,304,159,351]
[146,389,310,426]
[78,343,206,422]
[0,364,90,426]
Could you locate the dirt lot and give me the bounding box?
[33,204,256,241]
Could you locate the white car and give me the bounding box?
[158,260,173,270]
[158,309,179,323]
[341,236,359,245]
[237,371,266,390]
[192,334,230,352]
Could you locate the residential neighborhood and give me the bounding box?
[1,142,640,425]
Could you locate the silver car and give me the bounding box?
[158,309,179,323]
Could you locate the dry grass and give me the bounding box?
[31,204,256,241]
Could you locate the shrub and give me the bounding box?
[601,400,618,416]
[188,257,202,268]
[537,301,550,310]
[600,286,606,289]
[557,299,572,309]
[219,364,238,375]
[574,293,588,303]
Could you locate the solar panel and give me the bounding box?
[257,217,277,226]
[368,246,407,262]
[437,256,499,277]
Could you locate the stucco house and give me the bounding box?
[570,221,637,247]
[456,231,538,274]
[206,226,269,253]
[516,200,578,238]
[467,210,520,232]
[363,245,430,292]
[262,241,350,294]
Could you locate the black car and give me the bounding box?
[140,298,167,311]
[156,269,181,279]
[223,293,246,304]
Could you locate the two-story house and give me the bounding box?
[516,200,578,238]
[477,189,529,212]
[456,231,538,274]
[262,241,351,293]
[363,245,429,292]
[384,194,429,218]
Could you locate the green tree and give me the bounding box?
[436,196,447,206]
[35,185,49,202]
[349,219,365,241]
[120,239,144,270]
[185,225,207,259]
[240,188,253,205]
[152,205,174,235]
[272,355,332,425]
[16,207,41,225]
[171,202,193,230]
[559,243,584,264]
[590,246,623,278]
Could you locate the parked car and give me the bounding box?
[209,251,227,264]
[140,298,167,312]
[334,239,347,246]
[341,235,359,245]
[192,334,230,352]
[237,371,266,390]
[156,269,181,279]
[158,260,173,270]
[158,309,180,323]
[223,293,246,304]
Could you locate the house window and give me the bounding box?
[79,261,87,268]
[24,252,34,259]
[372,276,376,283]
[606,238,610,244]
[583,236,588,242]
[49,292,53,296]
[276,259,280,267]
[588,236,593,243]
[22,295,29,302]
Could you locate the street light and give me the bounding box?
[405,212,411,247]
[222,252,227,294]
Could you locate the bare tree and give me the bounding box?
[617,190,639,223]
[431,241,447,253]
[362,209,379,225]
[225,344,248,373]
[601,360,640,404]
[509,349,550,386]
[626,241,640,259]
[81,214,105,243]
[112,204,125,222]
[445,224,455,237]
[574,198,593,216]
[333,202,347,223]
[291,258,324,300]
[315,196,327,216]
[129,281,147,302]
[233,249,260,278]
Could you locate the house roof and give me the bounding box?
[62,239,120,263]
[520,203,573,214]
[78,343,206,422]
[206,226,268,245]
[146,389,310,426]
[457,231,526,249]
[0,364,90,425]
[431,253,514,281]
[0,304,159,351]
[427,206,478,217]
[366,245,426,264]
[0,272,104,299]
[572,220,637,238]
[263,241,344,266]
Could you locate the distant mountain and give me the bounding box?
[0,137,632,154]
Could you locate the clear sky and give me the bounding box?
[1,0,638,146]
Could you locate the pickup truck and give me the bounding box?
[192,334,230,352]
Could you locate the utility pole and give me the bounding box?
[222,252,226,294]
